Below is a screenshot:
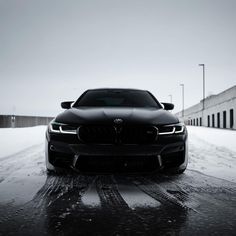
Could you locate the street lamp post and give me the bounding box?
[198,64,205,110]
[180,84,184,119]
[168,94,172,103]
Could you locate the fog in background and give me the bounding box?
[0,0,236,116]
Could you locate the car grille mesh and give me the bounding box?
[78,125,157,144]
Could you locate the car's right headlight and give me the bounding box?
[49,121,77,134]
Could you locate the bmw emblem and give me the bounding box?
[113,118,123,124]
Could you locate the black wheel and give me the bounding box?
[46,168,56,175]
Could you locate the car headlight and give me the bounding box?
[49,121,77,134]
[158,123,185,135]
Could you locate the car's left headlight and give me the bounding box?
[158,123,185,135]
[49,121,77,134]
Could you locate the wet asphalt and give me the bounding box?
[0,146,236,236]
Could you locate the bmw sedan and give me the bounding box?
[45,88,188,174]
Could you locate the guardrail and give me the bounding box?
[0,115,54,128]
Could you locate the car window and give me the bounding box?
[73,90,161,108]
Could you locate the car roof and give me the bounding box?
[86,88,149,92]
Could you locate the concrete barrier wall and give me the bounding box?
[0,115,54,128]
[175,85,236,130]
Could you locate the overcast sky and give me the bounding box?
[0,0,236,116]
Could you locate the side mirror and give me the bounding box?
[61,101,74,109]
[161,102,174,110]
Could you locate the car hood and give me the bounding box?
[55,107,179,126]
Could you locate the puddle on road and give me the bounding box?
[118,184,161,209]
[81,184,101,207]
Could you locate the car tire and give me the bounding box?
[162,167,186,175]
[46,168,55,175]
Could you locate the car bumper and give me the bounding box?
[46,128,188,172]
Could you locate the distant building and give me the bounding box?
[175,85,236,130]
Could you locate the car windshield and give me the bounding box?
[73,90,161,108]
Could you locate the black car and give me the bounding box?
[45,88,188,174]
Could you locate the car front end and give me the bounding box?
[46,117,188,173]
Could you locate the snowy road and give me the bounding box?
[0,126,236,235]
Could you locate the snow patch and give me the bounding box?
[187,126,236,152]
[0,126,47,159]
[187,126,236,183]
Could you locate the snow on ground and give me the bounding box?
[0,126,47,159]
[0,144,47,204]
[187,126,236,152]
[0,126,47,204]
[187,126,236,183]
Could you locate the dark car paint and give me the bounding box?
[55,107,179,126]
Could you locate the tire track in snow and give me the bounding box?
[95,175,129,210]
[0,174,95,235]
[31,174,95,210]
[165,170,236,211]
[128,176,199,213]
[95,175,151,235]
[148,170,236,216]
